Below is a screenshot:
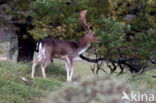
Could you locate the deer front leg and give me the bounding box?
[66,58,74,82]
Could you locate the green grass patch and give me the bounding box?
[0,61,65,103]
[127,72,156,91]
[0,60,155,103]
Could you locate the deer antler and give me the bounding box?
[80,10,91,30]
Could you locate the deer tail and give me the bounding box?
[35,41,43,52]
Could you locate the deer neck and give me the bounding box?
[76,35,90,55]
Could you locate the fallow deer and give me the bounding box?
[31,10,99,82]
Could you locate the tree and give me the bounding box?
[0,0,155,70]
[85,0,156,74]
[0,0,36,62]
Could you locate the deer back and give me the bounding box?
[39,38,79,58]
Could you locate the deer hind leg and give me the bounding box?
[31,55,43,78]
[41,58,51,79]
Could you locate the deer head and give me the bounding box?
[80,10,100,43]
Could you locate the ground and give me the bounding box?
[0,59,155,103]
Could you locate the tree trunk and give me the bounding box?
[17,35,35,62]
[14,21,35,62]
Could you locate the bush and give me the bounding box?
[49,74,156,103]
[50,76,128,103]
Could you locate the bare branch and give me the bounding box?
[19,76,32,85]
[79,54,106,63]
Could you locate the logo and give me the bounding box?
[121,91,155,102]
[121,91,130,101]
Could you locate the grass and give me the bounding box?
[0,60,155,103]
[0,61,64,103]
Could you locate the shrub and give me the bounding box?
[50,76,129,103]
